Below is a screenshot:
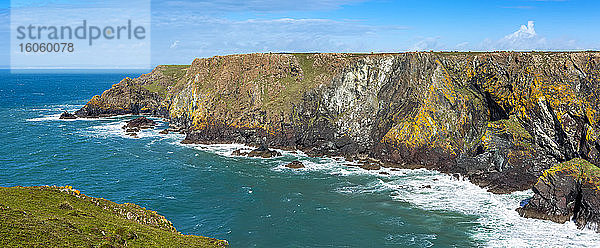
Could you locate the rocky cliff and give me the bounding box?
[76,52,600,196]
[517,158,600,231]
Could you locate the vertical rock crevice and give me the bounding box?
[484,91,509,121]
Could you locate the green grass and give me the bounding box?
[159,65,189,80]
[142,82,167,96]
[490,114,533,148]
[0,186,227,248]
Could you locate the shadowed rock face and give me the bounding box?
[517,158,600,231]
[76,52,600,194]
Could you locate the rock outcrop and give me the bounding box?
[59,111,77,119]
[517,158,600,231]
[232,145,282,158]
[123,117,156,129]
[75,65,189,118]
[285,161,305,169]
[121,117,156,137]
[77,52,600,194]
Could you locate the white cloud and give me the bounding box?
[495,20,547,50]
[410,37,443,51]
[169,40,180,49]
[455,20,587,51]
[505,21,537,40]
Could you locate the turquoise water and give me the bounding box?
[2,70,600,247]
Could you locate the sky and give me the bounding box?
[0,0,599,68]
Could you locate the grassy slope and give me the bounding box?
[0,186,227,248]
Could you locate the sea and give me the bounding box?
[1,70,599,247]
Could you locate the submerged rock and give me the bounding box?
[59,111,77,119]
[126,128,140,133]
[285,161,305,169]
[231,149,248,156]
[517,158,600,231]
[359,161,381,170]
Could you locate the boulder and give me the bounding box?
[517,158,600,231]
[359,161,381,170]
[159,129,169,134]
[231,149,248,156]
[123,117,156,130]
[59,111,77,119]
[246,145,282,158]
[232,145,281,158]
[285,161,305,169]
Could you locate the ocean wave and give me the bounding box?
[26,104,84,122]
[323,166,600,247]
[83,118,170,140]
[183,143,254,157]
[192,144,600,247]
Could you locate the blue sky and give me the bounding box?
[1,0,599,67]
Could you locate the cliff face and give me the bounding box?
[76,52,600,194]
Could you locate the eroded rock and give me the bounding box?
[59,111,77,119]
[285,161,305,169]
[232,145,282,158]
[123,117,156,130]
[517,158,600,231]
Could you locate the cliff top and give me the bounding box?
[0,186,228,248]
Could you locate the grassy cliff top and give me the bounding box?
[0,186,228,248]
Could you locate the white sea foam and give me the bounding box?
[366,170,600,247]
[26,113,66,122]
[184,143,254,157]
[297,162,600,247]
[208,148,600,247]
[83,117,169,140]
[26,104,84,121]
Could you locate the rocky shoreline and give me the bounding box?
[70,52,600,231]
